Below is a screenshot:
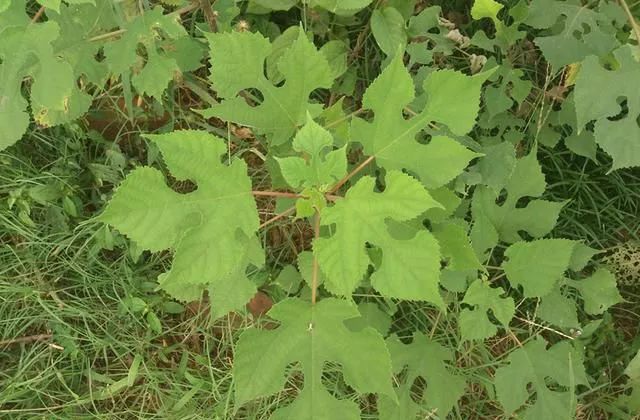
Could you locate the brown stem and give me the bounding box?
[0,334,52,347]
[259,206,295,229]
[329,155,375,193]
[619,0,640,46]
[325,194,342,201]
[508,330,523,348]
[349,21,372,64]
[347,0,385,64]
[199,0,218,32]
[252,190,301,199]
[324,108,363,129]
[311,210,321,305]
[174,2,200,15]
[30,6,45,24]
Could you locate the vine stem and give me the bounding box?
[514,316,575,340]
[259,206,295,229]
[619,0,640,47]
[199,0,218,32]
[255,193,341,230]
[311,210,321,305]
[347,0,384,64]
[329,155,375,193]
[30,6,45,24]
[252,190,301,199]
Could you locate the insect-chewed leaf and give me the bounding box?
[505,244,619,327]
[200,29,334,146]
[470,0,526,51]
[471,151,566,257]
[459,279,514,341]
[574,45,640,170]
[565,268,622,315]
[233,298,394,420]
[502,238,577,298]
[523,0,619,69]
[0,21,91,150]
[494,339,588,420]
[482,64,532,120]
[47,0,118,87]
[104,7,201,101]
[379,333,466,419]
[314,170,446,308]
[99,130,263,318]
[471,0,503,21]
[350,53,488,189]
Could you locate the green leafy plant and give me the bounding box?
[97,17,630,416]
[3,0,640,418]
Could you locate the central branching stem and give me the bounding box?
[329,155,375,193]
[311,210,321,305]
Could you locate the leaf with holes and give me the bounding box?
[314,171,445,308]
[494,339,588,420]
[350,53,489,190]
[470,0,526,51]
[523,0,620,69]
[104,7,202,101]
[379,333,466,419]
[199,30,334,146]
[574,45,640,170]
[471,152,566,257]
[234,298,394,419]
[460,279,515,341]
[502,239,577,298]
[99,131,263,317]
[0,22,91,150]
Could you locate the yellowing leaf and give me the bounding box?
[471,0,503,23]
[0,22,91,150]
